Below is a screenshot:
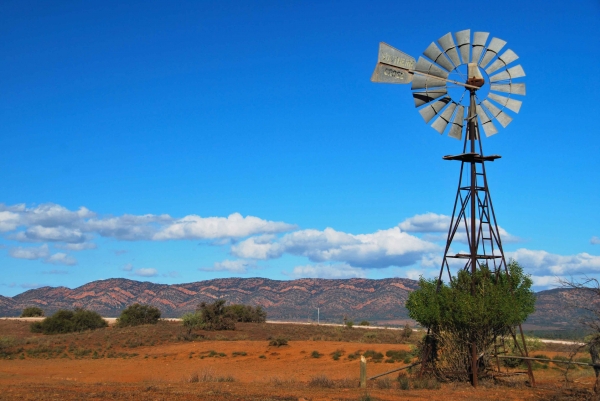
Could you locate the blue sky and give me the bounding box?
[1,0,599,296]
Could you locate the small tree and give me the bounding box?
[21,307,44,317]
[225,304,267,323]
[181,311,204,338]
[197,300,236,331]
[406,261,535,380]
[401,323,412,340]
[30,308,107,334]
[116,303,161,327]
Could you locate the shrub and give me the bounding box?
[224,304,267,323]
[359,321,370,326]
[363,350,384,361]
[397,373,410,390]
[308,374,334,388]
[116,304,161,327]
[311,350,322,358]
[181,311,204,337]
[31,309,107,334]
[269,336,288,347]
[376,377,393,389]
[401,323,412,340]
[196,300,235,331]
[331,349,344,360]
[21,307,44,317]
[345,320,354,329]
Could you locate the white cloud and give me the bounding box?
[9,244,50,260]
[399,213,450,233]
[55,242,97,251]
[0,203,296,249]
[8,244,77,266]
[530,275,560,288]
[46,253,77,266]
[133,268,158,277]
[232,227,439,268]
[0,210,21,232]
[508,248,600,275]
[591,236,600,245]
[404,268,426,280]
[13,226,88,243]
[286,263,367,279]
[200,259,256,273]
[122,263,133,272]
[153,213,295,240]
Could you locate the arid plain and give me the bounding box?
[0,319,597,401]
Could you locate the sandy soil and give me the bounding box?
[1,339,597,400]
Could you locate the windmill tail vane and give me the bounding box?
[371,30,531,387]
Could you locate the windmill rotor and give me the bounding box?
[371,30,526,140]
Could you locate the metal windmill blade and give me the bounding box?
[371,29,526,139]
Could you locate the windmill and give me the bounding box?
[371,30,531,386]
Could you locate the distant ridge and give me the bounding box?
[1,277,594,330]
[1,277,418,322]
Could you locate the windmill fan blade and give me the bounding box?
[413,89,447,107]
[437,32,461,67]
[455,29,470,65]
[411,57,449,90]
[491,83,526,95]
[482,100,513,128]
[448,105,465,140]
[431,102,457,134]
[471,32,489,64]
[488,92,522,113]
[476,104,499,136]
[423,42,454,72]
[489,64,526,82]
[485,49,519,75]
[419,97,451,123]
[479,37,507,68]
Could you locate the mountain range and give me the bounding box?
[0,277,595,331]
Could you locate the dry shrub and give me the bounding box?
[308,374,334,388]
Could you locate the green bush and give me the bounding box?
[224,304,267,323]
[181,311,204,337]
[345,320,354,329]
[116,304,161,327]
[30,309,107,335]
[359,320,370,326]
[196,300,235,331]
[311,350,322,358]
[269,336,289,347]
[21,307,44,317]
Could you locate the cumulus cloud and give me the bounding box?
[9,244,50,260]
[591,236,600,245]
[398,212,519,244]
[200,259,256,273]
[0,203,296,249]
[55,242,97,251]
[286,263,367,279]
[508,248,600,275]
[13,226,88,243]
[232,227,439,268]
[133,268,158,277]
[153,213,295,240]
[46,253,77,266]
[8,244,77,266]
[399,213,450,233]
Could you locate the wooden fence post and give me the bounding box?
[360,355,367,388]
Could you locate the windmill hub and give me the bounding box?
[466,63,485,89]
